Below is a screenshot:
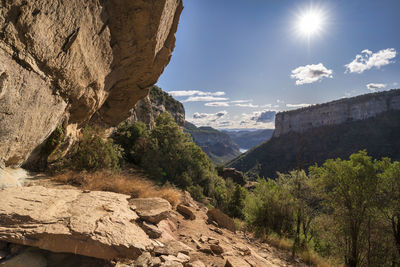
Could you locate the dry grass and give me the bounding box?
[265,234,333,267]
[300,249,332,267]
[266,234,293,251]
[52,169,182,207]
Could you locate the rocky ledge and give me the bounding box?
[0,185,305,267]
[0,0,183,167]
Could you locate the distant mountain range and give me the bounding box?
[223,129,274,151]
[184,122,242,165]
[185,122,275,165]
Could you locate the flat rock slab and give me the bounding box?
[0,186,152,260]
[130,198,171,224]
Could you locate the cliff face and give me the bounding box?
[274,89,400,137]
[128,85,185,129]
[0,0,183,167]
[229,89,400,179]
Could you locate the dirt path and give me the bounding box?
[167,203,306,267]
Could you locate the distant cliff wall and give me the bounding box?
[274,89,400,137]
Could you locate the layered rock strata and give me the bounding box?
[0,0,183,167]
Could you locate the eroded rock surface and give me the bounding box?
[0,0,183,167]
[0,186,152,260]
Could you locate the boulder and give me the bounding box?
[0,0,183,168]
[206,208,236,233]
[131,198,172,224]
[185,260,206,267]
[134,252,152,267]
[181,191,199,209]
[177,204,196,220]
[141,221,162,239]
[224,257,251,267]
[0,186,152,260]
[210,244,224,255]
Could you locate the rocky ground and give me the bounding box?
[0,174,306,267]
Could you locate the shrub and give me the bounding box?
[112,121,148,163]
[243,178,294,236]
[66,126,122,172]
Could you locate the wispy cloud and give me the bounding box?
[182,96,229,102]
[291,63,333,85]
[188,110,276,129]
[230,100,252,103]
[204,102,230,107]
[192,110,227,122]
[286,103,312,108]
[168,90,226,97]
[345,48,396,73]
[234,103,259,108]
[366,83,386,91]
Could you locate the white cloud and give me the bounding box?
[168,90,226,97]
[234,103,259,108]
[230,100,252,103]
[286,103,312,108]
[393,82,398,86]
[182,96,229,102]
[204,102,230,107]
[345,48,397,73]
[188,110,276,129]
[192,110,227,122]
[251,110,276,123]
[291,63,333,85]
[366,83,386,91]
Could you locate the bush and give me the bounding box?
[112,121,148,163]
[66,126,122,172]
[244,178,294,236]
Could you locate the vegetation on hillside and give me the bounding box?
[229,110,400,179]
[184,121,241,165]
[243,151,400,266]
[54,126,123,173]
[149,85,184,113]
[113,113,245,213]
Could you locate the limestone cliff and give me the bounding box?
[0,0,183,167]
[229,89,400,179]
[274,89,400,137]
[128,85,185,129]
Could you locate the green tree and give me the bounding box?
[278,170,320,254]
[378,159,400,261]
[227,184,248,219]
[310,151,379,267]
[244,178,294,236]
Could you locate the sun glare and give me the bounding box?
[296,8,325,38]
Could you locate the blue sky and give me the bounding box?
[157,0,400,129]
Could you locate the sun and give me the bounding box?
[296,8,325,37]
